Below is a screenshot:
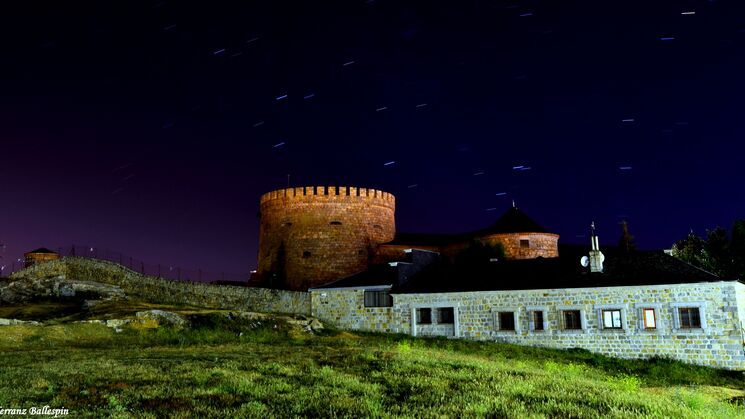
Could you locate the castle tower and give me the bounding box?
[24,248,60,268]
[477,206,559,259]
[257,186,395,290]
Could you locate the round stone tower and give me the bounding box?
[257,186,395,290]
[477,207,559,259]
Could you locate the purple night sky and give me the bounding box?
[1,0,744,276]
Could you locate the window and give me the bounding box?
[532,311,544,331]
[302,251,312,258]
[364,291,392,308]
[416,308,432,325]
[643,308,657,329]
[679,307,701,329]
[439,307,454,324]
[562,310,582,330]
[498,312,516,331]
[330,221,342,225]
[602,309,623,329]
[520,239,530,248]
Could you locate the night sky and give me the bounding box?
[1,0,744,276]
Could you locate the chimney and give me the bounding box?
[589,222,605,273]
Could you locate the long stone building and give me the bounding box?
[255,185,745,369]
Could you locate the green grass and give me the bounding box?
[0,318,743,418]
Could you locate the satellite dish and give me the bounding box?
[580,256,589,268]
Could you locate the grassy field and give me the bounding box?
[0,310,744,418]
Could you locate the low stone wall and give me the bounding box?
[312,281,745,370]
[10,257,310,315]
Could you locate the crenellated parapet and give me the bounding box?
[260,186,395,209]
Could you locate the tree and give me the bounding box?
[671,221,745,280]
[671,231,708,268]
[618,220,637,254]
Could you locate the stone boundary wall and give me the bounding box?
[311,281,745,370]
[10,257,310,315]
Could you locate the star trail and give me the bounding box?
[0,0,744,275]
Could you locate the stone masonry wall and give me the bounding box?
[11,257,310,315]
[312,281,745,370]
[480,233,559,259]
[258,186,395,290]
[311,288,400,332]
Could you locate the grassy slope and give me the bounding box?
[1,317,744,419]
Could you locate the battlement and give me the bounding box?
[260,186,395,207]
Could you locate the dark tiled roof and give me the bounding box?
[315,244,726,292]
[396,245,724,293]
[480,207,549,234]
[383,232,467,247]
[26,248,57,254]
[383,207,551,247]
[312,263,399,289]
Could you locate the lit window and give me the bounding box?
[498,312,515,331]
[416,308,432,325]
[602,309,623,329]
[439,307,454,324]
[643,308,656,329]
[562,310,582,330]
[679,307,701,329]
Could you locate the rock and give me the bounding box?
[58,284,76,297]
[309,319,324,332]
[0,318,41,326]
[106,319,132,328]
[136,310,188,327]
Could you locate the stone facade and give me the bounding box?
[310,281,745,370]
[480,232,559,259]
[11,258,311,316]
[257,186,395,290]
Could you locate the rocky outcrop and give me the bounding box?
[0,275,126,305]
[9,257,310,315]
[0,318,41,326]
[136,310,189,327]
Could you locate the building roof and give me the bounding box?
[383,232,468,247]
[314,245,726,292]
[25,248,58,254]
[383,207,551,247]
[478,206,549,234]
